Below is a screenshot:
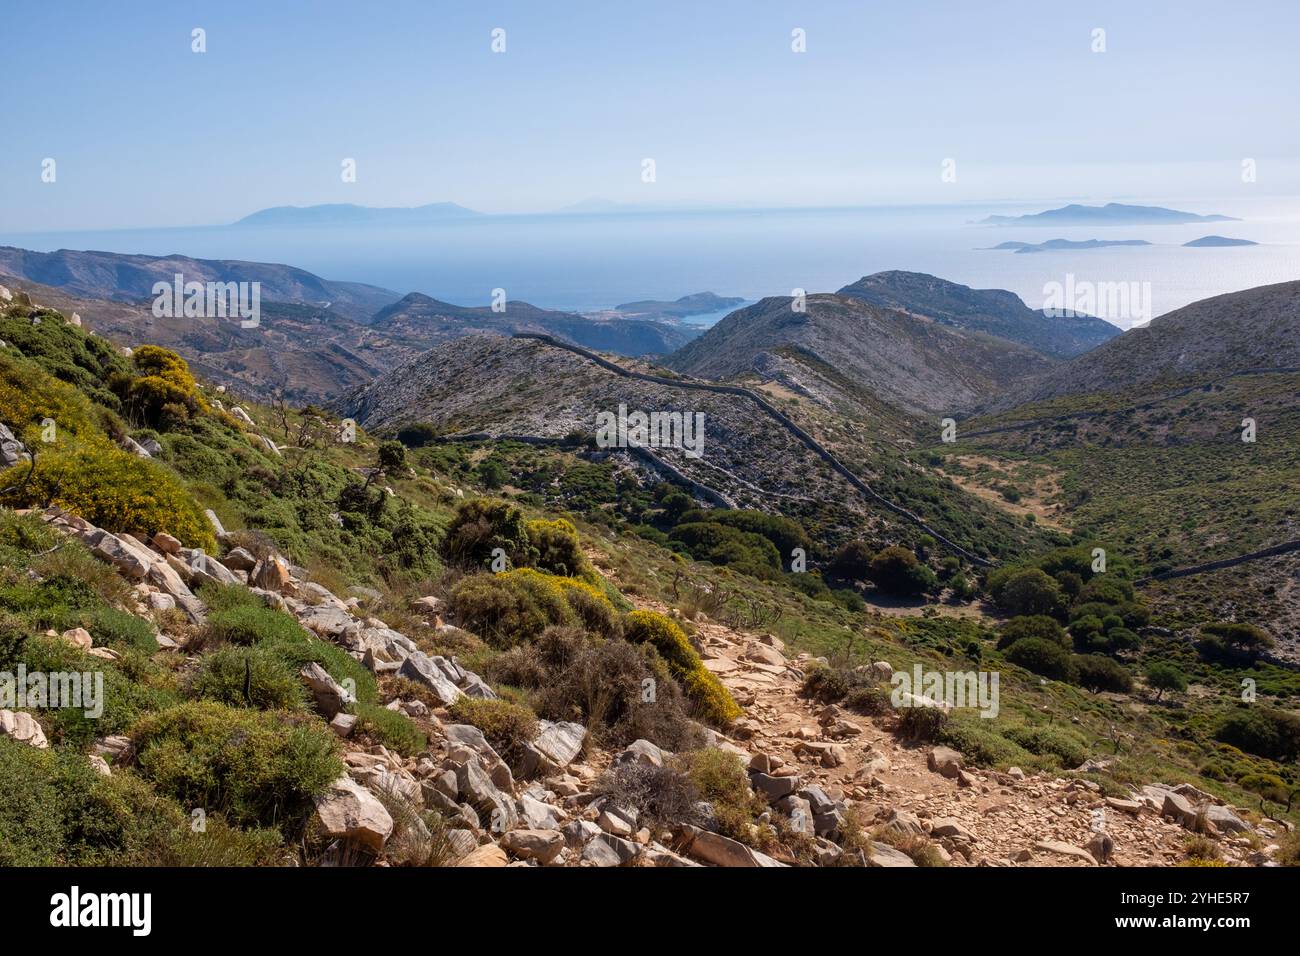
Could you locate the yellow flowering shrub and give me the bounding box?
[623,609,741,726]
[0,438,215,551]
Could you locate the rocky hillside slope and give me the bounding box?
[373,292,694,355]
[665,293,1056,414]
[0,246,400,321]
[7,504,1280,869]
[335,332,1048,564]
[837,270,1121,359]
[0,255,696,403]
[1000,280,1300,407]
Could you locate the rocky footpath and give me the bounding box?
[671,599,1286,867]
[1,503,1286,867]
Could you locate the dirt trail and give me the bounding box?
[627,593,1239,867]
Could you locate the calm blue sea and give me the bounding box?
[4,197,1297,328]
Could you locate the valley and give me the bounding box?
[0,253,1296,873]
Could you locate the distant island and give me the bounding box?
[978,202,1239,226]
[985,238,1152,254]
[234,202,482,227]
[1184,235,1258,247]
[611,292,747,321]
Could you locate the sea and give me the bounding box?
[3,196,1297,330]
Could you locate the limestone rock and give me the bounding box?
[865,841,917,867]
[300,662,355,719]
[927,746,963,779]
[59,627,93,651]
[456,844,508,867]
[312,777,394,853]
[679,826,787,867]
[1034,840,1096,865]
[501,828,565,863]
[151,532,182,555]
[0,710,48,749]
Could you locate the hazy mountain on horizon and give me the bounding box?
[233,202,482,227]
[986,239,1153,254]
[978,202,1239,226]
[611,292,746,321]
[371,291,697,356]
[1184,235,1259,247]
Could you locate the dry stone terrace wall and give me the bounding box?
[514,333,995,567]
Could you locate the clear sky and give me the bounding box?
[3,0,1297,230]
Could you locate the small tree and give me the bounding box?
[377,440,407,475]
[1205,622,1274,658]
[476,458,507,490]
[828,540,874,582]
[997,568,1064,617]
[1145,662,1187,700]
[868,546,937,597]
[1074,654,1133,693]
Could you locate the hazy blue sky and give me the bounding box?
[3,0,1297,230]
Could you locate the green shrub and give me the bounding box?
[122,346,207,426]
[668,521,781,575]
[1145,662,1188,699]
[151,815,289,867]
[526,518,589,578]
[553,575,622,638]
[868,546,937,597]
[938,716,1035,768]
[201,603,316,649]
[1073,654,1133,693]
[475,458,507,489]
[0,741,204,866]
[268,636,376,706]
[441,499,534,570]
[1237,773,1290,805]
[396,422,441,448]
[191,645,306,710]
[1214,707,1300,762]
[896,704,950,742]
[89,606,158,654]
[18,635,180,746]
[826,541,868,580]
[678,508,811,558]
[377,440,407,473]
[131,701,343,832]
[682,748,764,842]
[0,309,130,410]
[448,569,575,647]
[1201,622,1275,659]
[0,439,215,551]
[992,568,1064,617]
[448,697,538,766]
[845,683,893,716]
[1001,724,1088,768]
[353,701,427,757]
[1004,636,1077,681]
[997,615,1068,650]
[0,349,117,444]
[0,738,62,865]
[801,664,850,704]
